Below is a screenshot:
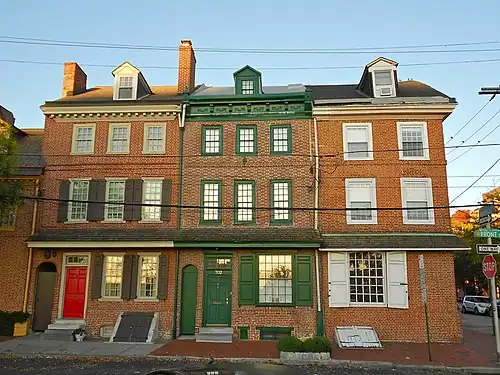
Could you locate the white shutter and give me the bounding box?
[387,252,408,309]
[328,252,349,307]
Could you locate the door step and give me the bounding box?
[42,319,86,341]
[195,327,233,343]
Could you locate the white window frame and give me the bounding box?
[107,123,131,154]
[345,178,377,224]
[371,68,396,98]
[141,178,163,222]
[113,75,138,100]
[103,178,127,222]
[136,253,160,300]
[143,123,166,154]
[397,122,430,160]
[67,178,91,223]
[101,253,124,300]
[342,123,373,161]
[400,177,434,225]
[71,124,96,155]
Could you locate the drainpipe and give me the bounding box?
[172,103,186,339]
[313,117,324,336]
[23,178,40,313]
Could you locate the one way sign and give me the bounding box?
[477,244,500,254]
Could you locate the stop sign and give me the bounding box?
[483,254,497,279]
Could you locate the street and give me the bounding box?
[461,309,497,335]
[0,357,464,375]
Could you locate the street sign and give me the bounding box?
[418,255,427,303]
[474,228,500,238]
[483,255,497,279]
[480,215,492,227]
[477,244,500,254]
[480,205,495,218]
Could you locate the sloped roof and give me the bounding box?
[193,84,306,96]
[47,86,182,103]
[15,129,44,176]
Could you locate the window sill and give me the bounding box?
[233,221,256,226]
[101,220,126,224]
[199,221,222,226]
[106,151,130,155]
[270,221,293,226]
[344,157,374,161]
[403,221,435,225]
[399,156,430,161]
[348,303,387,308]
[70,151,94,156]
[135,298,160,302]
[201,153,223,157]
[270,152,292,156]
[346,221,378,225]
[139,219,162,224]
[65,220,89,224]
[0,227,15,231]
[98,298,123,302]
[142,151,166,155]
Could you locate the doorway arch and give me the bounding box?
[32,262,57,331]
[180,265,198,336]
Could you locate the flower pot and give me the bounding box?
[13,320,30,337]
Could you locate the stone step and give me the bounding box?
[41,329,75,341]
[195,333,233,343]
[198,327,233,335]
[47,319,85,331]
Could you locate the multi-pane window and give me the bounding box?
[142,180,162,221]
[271,180,291,223]
[345,178,377,224]
[349,252,385,304]
[374,71,392,87]
[343,124,373,160]
[401,178,434,224]
[138,256,158,298]
[109,124,130,153]
[103,255,123,298]
[258,255,293,304]
[373,70,395,97]
[398,123,428,159]
[118,76,134,99]
[69,180,90,221]
[237,126,256,154]
[203,127,222,155]
[235,181,254,223]
[144,125,165,153]
[241,80,254,95]
[0,209,15,227]
[105,180,126,221]
[271,125,291,154]
[201,181,221,222]
[73,125,95,154]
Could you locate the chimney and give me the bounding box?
[177,40,196,94]
[62,62,87,97]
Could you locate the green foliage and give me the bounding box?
[302,336,332,353]
[0,129,22,216]
[278,335,303,352]
[0,311,30,336]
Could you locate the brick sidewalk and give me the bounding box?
[151,329,499,368]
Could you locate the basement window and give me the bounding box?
[258,327,292,341]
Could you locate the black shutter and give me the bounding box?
[157,255,168,300]
[91,254,103,299]
[88,180,106,221]
[57,180,70,222]
[132,180,143,221]
[123,180,135,221]
[129,255,139,299]
[121,254,133,299]
[161,179,172,221]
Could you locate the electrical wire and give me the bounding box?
[445,100,493,145]
[450,158,500,204]
[448,121,500,164]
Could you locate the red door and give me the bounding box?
[62,267,87,319]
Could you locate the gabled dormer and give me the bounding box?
[112,62,152,100]
[233,65,262,95]
[358,57,398,98]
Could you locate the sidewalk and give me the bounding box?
[0,334,163,357]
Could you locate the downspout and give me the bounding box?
[172,103,186,339]
[313,116,324,336]
[23,178,40,313]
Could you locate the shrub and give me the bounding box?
[278,335,303,352]
[302,336,332,353]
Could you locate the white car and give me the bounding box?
[461,295,491,315]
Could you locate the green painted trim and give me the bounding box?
[235,125,258,155]
[199,180,222,225]
[321,233,456,237]
[270,124,292,155]
[201,126,223,156]
[234,180,256,225]
[316,310,325,337]
[186,114,311,122]
[235,77,260,95]
[174,242,320,248]
[186,92,307,103]
[270,179,293,225]
[257,326,293,332]
[202,254,233,327]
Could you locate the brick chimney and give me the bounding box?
[177,40,196,94]
[62,62,87,97]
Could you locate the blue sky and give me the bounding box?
[1,0,499,207]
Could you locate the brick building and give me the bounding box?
[0,106,44,313]
[309,57,468,342]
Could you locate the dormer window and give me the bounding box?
[112,62,152,101]
[118,76,134,99]
[234,65,262,95]
[374,71,393,96]
[241,80,254,95]
[360,57,398,98]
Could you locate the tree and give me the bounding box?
[0,128,22,217]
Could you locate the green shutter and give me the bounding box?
[294,254,313,306]
[239,255,256,305]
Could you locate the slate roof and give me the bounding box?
[321,234,469,250]
[29,228,321,245]
[15,129,44,176]
[192,84,306,96]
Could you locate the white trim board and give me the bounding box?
[320,247,470,252]
[27,240,175,248]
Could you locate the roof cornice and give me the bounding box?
[313,102,456,118]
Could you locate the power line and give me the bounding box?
[450,158,500,204]
[445,99,493,145]
[448,121,500,164]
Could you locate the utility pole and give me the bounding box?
[479,86,500,97]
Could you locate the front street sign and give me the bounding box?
[474,228,500,238]
[477,244,500,254]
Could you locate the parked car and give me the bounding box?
[461,295,491,315]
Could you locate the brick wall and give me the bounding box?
[181,119,315,228]
[321,251,461,342]
[0,180,38,311]
[317,118,450,233]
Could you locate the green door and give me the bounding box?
[205,273,231,326]
[180,266,198,335]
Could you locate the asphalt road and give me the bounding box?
[0,357,464,375]
[461,308,497,335]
